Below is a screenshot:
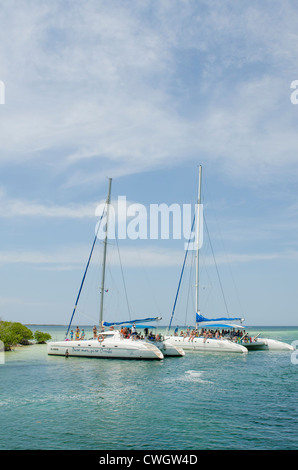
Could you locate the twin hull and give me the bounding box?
[47,339,164,360]
[164,335,294,352]
[47,336,293,359]
[164,336,248,353]
[154,340,185,357]
[243,338,294,351]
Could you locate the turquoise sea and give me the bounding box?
[0,325,297,451]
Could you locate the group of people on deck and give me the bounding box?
[69,325,250,344]
[69,327,86,341]
[120,325,137,339]
[69,324,148,341]
[119,324,158,341]
[175,327,247,342]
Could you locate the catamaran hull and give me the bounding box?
[47,340,164,360]
[164,336,248,353]
[243,338,294,351]
[154,341,185,357]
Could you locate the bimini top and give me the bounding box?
[197,323,245,329]
[196,313,243,323]
[196,313,245,329]
[103,317,161,327]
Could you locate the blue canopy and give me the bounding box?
[196,313,243,323]
[103,317,161,327]
[198,323,244,329]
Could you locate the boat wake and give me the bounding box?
[184,370,212,384]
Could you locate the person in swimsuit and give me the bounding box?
[75,326,80,340]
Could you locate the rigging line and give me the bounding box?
[167,213,196,333]
[199,243,214,313]
[184,246,194,327]
[209,203,245,318]
[73,310,98,325]
[133,243,162,318]
[203,213,229,316]
[115,234,132,321]
[65,204,106,338]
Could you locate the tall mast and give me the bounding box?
[195,165,202,318]
[99,177,112,330]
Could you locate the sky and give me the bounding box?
[0,0,298,327]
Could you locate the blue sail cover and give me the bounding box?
[196,313,243,323]
[103,317,161,327]
[196,323,244,329]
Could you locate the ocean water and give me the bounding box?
[0,325,297,451]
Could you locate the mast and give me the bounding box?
[99,177,112,331]
[195,165,202,324]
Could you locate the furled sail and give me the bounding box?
[103,317,161,327]
[196,313,243,323]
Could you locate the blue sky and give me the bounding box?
[0,0,298,326]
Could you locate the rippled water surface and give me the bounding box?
[1,326,297,450]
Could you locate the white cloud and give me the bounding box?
[0,245,181,268]
[0,189,96,218]
[1,0,298,187]
[1,1,298,328]
[0,190,148,224]
[0,249,78,266]
[0,243,296,270]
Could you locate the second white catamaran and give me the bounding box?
[164,165,293,353]
[164,165,247,354]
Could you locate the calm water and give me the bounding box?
[1,325,297,450]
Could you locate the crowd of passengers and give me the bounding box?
[175,327,252,343]
[119,325,161,341]
[69,324,161,341]
[68,325,253,343]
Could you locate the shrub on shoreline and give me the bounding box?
[0,321,51,350]
[34,330,52,344]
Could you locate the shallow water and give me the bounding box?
[1,326,297,450]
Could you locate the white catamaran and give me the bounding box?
[164,165,247,354]
[101,318,185,357]
[194,314,294,351]
[164,165,294,353]
[48,178,166,360]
